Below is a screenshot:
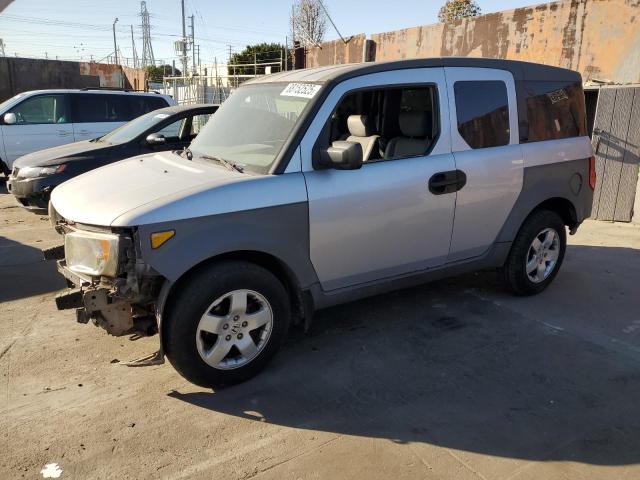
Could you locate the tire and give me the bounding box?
[501,209,566,296]
[163,260,291,388]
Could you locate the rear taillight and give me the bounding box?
[589,156,596,190]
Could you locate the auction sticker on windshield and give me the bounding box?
[281,83,321,99]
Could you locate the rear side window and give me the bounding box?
[525,81,587,141]
[71,94,128,123]
[454,81,510,149]
[128,96,169,118]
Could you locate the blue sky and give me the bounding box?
[0,0,536,64]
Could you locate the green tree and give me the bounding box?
[438,0,481,22]
[228,43,289,76]
[144,64,181,83]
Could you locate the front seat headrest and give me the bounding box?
[347,115,372,138]
[399,112,432,138]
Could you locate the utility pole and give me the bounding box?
[189,14,195,75]
[229,45,235,87]
[130,25,138,68]
[181,0,188,76]
[112,17,119,65]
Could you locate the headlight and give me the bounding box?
[17,164,66,178]
[65,231,120,277]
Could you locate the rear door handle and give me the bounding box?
[428,170,467,195]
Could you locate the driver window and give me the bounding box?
[10,95,68,124]
[155,118,185,142]
[321,85,438,163]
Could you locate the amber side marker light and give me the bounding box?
[151,230,175,249]
[589,156,596,190]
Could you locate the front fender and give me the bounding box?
[136,201,318,291]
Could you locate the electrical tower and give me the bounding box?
[140,1,155,67]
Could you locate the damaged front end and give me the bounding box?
[47,212,163,337]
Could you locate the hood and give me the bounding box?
[14,140,112,168]
[50,151,246,226]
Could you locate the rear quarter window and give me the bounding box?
[71,94,129,123]
[454,81,510,149]
[525,80,587,141]
[127,96,169,119]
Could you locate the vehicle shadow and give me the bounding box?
[0,183,66,302]
[169,245,640,466]
[0,235,66,302]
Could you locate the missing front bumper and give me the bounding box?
[55,260,141,336]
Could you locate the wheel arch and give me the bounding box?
[0,156,9,175]
[498,194,580,245]
[532,197,578,230]
[158,249,310,346]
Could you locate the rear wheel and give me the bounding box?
[163,261,291,387]
[501,210,566,296]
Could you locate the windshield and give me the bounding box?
[0,93,27,113]
[188,83,319,173]
[100,110,173,144]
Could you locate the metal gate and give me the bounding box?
[591,86,640,222]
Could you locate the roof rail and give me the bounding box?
[79,87,131,92]
[78,87,161,94]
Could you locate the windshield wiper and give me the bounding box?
[199,154,244,173]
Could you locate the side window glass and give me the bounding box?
[320,85,438,163]
[155,118,185,141]
[71,94,128,123]
[71,94,108,123]
[10,95,68,124]
[108,96,129,122]
[454,81,510,149]
[525,81,586,142]
[189,113,211,137]
[128,97,168,120]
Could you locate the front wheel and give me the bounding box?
[501,209,567,296]
[163,261,291,387]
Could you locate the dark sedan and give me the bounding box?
[7,104,217,213]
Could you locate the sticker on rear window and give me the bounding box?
[281,83,321,99]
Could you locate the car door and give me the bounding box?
[300,68,457,291]
[443,67,524,262]
[1,93,73,168]
[71,93,128,141]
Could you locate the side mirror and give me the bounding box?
[316,141,363,170]
[146,133,166,145]
[3,113,17,125]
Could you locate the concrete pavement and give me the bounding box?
[1,184,639,479]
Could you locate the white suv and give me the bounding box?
[0,88,175,174]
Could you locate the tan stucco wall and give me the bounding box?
[306,0,640,83]
[305,34,368,68]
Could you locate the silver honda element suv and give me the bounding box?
[48,58,595,387]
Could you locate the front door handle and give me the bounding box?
[428,170,467,195]
[57,130,72,136]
